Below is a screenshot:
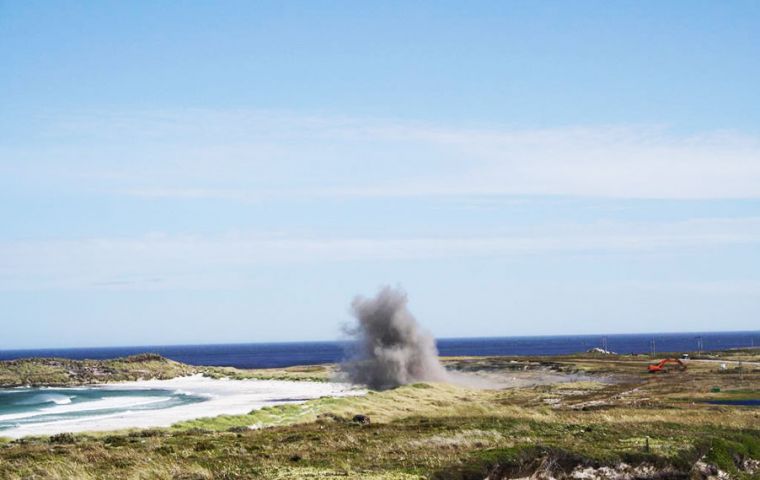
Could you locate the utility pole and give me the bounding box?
[602,336,608,352]
[650,338,656,358]
[695,336,703,354]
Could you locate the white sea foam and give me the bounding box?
[0,396,171,422]
[17,393,73,406]
[1,375,363,438]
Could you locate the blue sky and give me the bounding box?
[1,1,759,348]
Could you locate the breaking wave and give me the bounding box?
[16,393,73,406]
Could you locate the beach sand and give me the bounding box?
[1,375,364,438]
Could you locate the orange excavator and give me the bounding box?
[647,358,687,373]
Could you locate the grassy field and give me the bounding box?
[0,354,339,388]
[0,351,758,479]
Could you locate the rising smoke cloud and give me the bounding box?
[340,286,449,390]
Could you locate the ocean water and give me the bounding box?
[0,376,361,437]
[0,386,205,434]
[1,331,757,369]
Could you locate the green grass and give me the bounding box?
[703,434,760,477]
[0,354,197,387]
[3,411,756,479]
[0,354,337,388]
[198,364,333,382]
[1,353,758,479]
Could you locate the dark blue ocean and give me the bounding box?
[1,331,757,369]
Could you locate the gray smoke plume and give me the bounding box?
[340,286,448,390]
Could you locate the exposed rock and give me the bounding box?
[741,457,760,474]
[352,414,371,425]
[692,459,731,479]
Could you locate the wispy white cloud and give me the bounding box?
[2,217,759,290]
[4,109,760,200]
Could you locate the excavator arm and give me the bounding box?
[647,358,687,373]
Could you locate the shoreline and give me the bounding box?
[1,352,757,478]
[0,374,364,439]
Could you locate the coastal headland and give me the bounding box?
[0,350,758,479]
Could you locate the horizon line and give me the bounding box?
[2,329,758,353]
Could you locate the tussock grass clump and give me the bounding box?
[48,433,76,444]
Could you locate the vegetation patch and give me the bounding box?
[0,350,757,479]
[0,354,196,387]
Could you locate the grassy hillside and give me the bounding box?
[0,355,340,387]
[0,354,197,387]
[0,352,758,479]
[201,364,335,382]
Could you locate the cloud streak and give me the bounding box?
[4,109,760,200]
[2,217,759,290]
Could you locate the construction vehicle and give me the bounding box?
[647,358,687,373]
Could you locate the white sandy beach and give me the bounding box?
[1,375,364,438]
